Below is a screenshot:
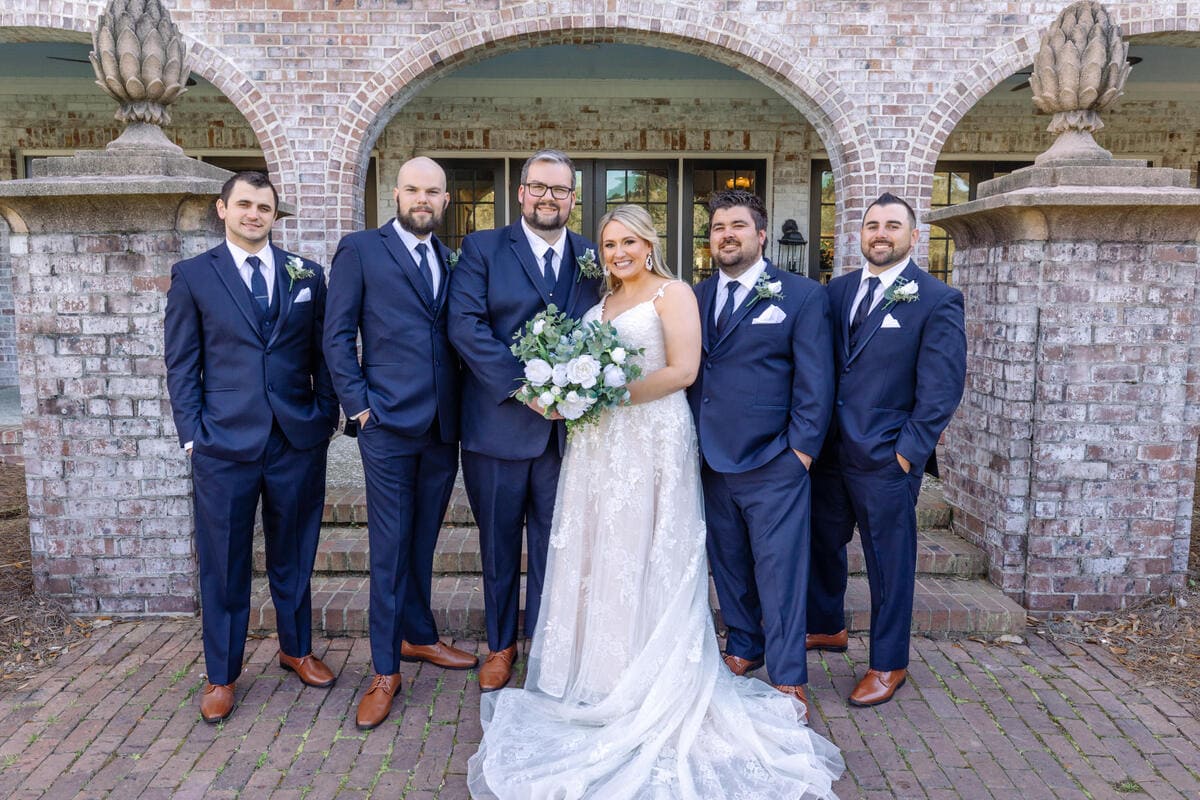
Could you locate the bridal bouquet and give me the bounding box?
[510,304,643,433]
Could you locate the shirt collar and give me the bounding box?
[520,217,566,262]
[226,239,273,271]
[393,219,433,256]
[717,258,767,293]
[859,257,909,294]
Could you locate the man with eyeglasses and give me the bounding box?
[449,150,603,692]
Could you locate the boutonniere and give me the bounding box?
[284,255,315,291]
[575,248,602,282]
[745,273,784,309]
[881,276,919,310]
[447,249,461,270]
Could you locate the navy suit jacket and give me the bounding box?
[448,222,601,460]
[323,222,460,445]
[164,242,338,462]
[822,259,966,477]
[689,262,835,474]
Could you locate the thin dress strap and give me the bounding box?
[653,280,681,300]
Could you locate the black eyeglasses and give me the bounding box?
[523,182,574,200]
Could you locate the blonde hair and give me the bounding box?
[596,204,673,294]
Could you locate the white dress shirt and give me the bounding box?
[849,258,909,321]
[521,217,566,279]
[394,219,441,297]
[226,239,275,306]
[713,258,767,324]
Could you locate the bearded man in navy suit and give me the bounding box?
[448,150,603,692]
[165,171,340,723]
[324,157,476,730]
[688,189,835,714]
[807,193,966,707]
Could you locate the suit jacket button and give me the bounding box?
[703,397,710,404]
[705,363,712,369]
[843,366,850,374]
[268,384,274,392]
[836,399,843,406]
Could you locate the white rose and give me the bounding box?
[551,363,570,387]
[532,318,546,335]
[610,347,626,365]
[767,280,783,294]
[523,358,553,386]
[895,281,919,297]
[558,392,589,420]
[538,391,555,407]
[565,355,601,389]
[603,364,627,388]
[552,386,562,396]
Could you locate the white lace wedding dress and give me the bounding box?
[467,287,844,799]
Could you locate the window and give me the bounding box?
[810,161,835,283]
[683,161,765,284]
[438,160,504,252]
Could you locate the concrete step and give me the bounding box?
[248,571,1026,640]
[255,523,985,579]
[320,480,955,530]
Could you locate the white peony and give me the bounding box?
[532,318,546,335]
[557,390,595,420]
[551,363,570,387]
[610,347,626,365]
[565,355,601,389]
[524,358,553,386]
[538,391,555,408]
[603,364,627,388]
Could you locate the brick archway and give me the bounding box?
[0,9,298,202]
[916,7,1200,213]
[324,1,877,265]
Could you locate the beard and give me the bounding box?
[712,238,759,274]
[397,203,442,236]
[522,202,569,232]
[862,239,911,268]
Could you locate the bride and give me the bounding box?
[467,205,843,799]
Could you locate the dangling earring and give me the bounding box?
[645,253,654,272]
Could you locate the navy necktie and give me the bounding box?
[716,281,739,336]
[543,249,556,292]
[415,242,435,295]
[850,276,880,339]
[247,255,269,316]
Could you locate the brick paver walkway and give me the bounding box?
[0,621,1197,799]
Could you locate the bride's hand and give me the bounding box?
[526,398,564,420]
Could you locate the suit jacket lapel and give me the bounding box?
[839,269,860,360]
[432,235,451,316]
[266,245,295,348]
[509,225,553,306]
[381,223,436,310]
[210,244,266,343]
[710,266,772,352]
[847,259,919,365]
[699,279,717,352]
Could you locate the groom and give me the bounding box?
[689,189,834,711]
[448,150,603,691]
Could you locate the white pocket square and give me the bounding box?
[751,304,787,325]
[294,287,312,303]
[881,313,901,329]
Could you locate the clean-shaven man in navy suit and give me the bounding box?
[324,157,476,730]
[448,150,603,692]
[165,171,340,723]
[688,189,835,714]
[808,192,966,707]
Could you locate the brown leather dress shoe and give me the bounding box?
[401,639,479,670]
[805,629,849,653]
[774,684,809,717]
[279,652,337,688]
[722,653,765,676]
[477,645,517,692]
[356,673,402,730]
[848,668,907,707]
[199,681,236,723]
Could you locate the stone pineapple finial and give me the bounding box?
[1028,1,1131,165]
[89,0,189,152]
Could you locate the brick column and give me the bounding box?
[0,151,230,615]
[927,165,1200,612]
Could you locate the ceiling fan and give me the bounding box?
[1009,55,1141,91]
[46,55,197,86]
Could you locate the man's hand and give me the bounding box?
[355,409,370,426]
[896,452,911,473]
[792,449,812,471]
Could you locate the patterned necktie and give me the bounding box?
[415,242,435,295]
[247,255,269,315]
[543,249,556,292]
[850,276,880,339]
[716,281,739,336]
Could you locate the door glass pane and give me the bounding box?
[687,164,763,284]
[568,168,585,236]
[439,164,500,252]
[600,166,670,266]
